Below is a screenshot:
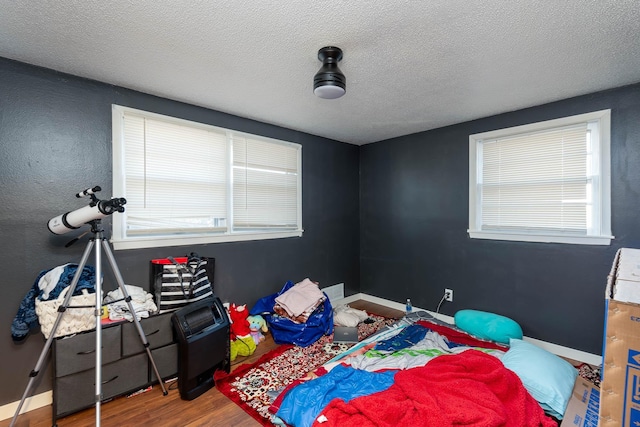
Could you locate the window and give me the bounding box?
[112,105,302,250]
[468,110,612,245]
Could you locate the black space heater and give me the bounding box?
[171,296,230,400]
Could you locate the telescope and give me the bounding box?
[47,186,126,235]
[13,186,166,427]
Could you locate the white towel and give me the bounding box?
[38,263,70,299]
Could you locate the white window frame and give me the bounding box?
[111,105,303,250]
[468,109,612,245]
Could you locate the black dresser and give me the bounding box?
[52,312,177,424]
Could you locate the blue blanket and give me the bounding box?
[276,364,396,427]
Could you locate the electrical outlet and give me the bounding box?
[444,288,453,302]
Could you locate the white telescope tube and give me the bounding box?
[47,198,126,235]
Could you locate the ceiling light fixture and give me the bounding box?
[313,46,346,99]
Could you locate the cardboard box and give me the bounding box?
[561,376,600,427]
[601,248,640,426]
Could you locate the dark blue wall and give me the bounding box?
[360,83,640,355]
[0,57,360,404]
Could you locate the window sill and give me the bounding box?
[467,230,613,246]
[112,229,303,250]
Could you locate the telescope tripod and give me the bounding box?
[10,220,168,427]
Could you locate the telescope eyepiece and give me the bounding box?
[76,186,102,198]
[97,197,127,215]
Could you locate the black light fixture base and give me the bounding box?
[317,46,343,63]
[314,46,346,99]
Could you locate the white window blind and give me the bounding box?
[481,124,589,233]
[233,135,299,230]
[468,110,612,245]
[123,114,228,236]
[112,105,302,250]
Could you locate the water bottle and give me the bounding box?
[405,298,412,314]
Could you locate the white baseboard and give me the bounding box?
[339,292,602,366]
[0,390,51,422]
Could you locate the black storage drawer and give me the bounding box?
[54,373,93,417]
[55,353,148,417]
[54,325,121,377]
[101,353,149,399]
[122,312,174,356]
[150,343,178,382]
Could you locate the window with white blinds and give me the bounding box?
[112,105,302,250]
[468,110,612,245]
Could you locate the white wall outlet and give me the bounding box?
[444,288,453,302]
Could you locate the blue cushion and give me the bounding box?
[501,338,578,419]
[454,309,523,344]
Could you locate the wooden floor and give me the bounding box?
[2,301,404,427]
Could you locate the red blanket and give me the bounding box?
[312,349,556,427]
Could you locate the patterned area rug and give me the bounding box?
[215,314,396,426]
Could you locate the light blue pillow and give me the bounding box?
[454,309,523,344]
[501,338,578,419]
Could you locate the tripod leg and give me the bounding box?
[93,235,103,427]
[100,239,169,396]
[10,239,95,427]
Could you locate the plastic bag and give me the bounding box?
[250,281,333,347]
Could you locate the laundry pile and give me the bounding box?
[11,264,96,342]
[103,284,157,322]
[273,278,327,324]
[11,263,157,342]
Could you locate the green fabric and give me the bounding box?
[454,309,522,344]
[230,336,256,361]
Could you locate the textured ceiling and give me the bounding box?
[0,1,639,145]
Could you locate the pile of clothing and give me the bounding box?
[12,264,157,342]
[103,285,157,322]
[273,278,327,324]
